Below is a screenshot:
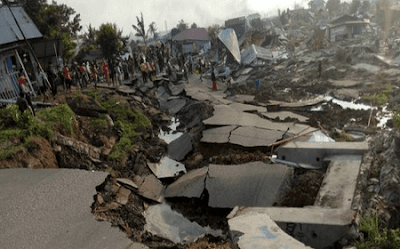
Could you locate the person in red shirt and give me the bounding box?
[102,60,110,84]
[63,65,72,92]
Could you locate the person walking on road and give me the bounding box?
[211,66,217,90]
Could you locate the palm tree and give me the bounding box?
[132,13,147,49]
[148,22,158,41]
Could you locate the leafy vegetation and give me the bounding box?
[357,213,400,249]
[87,89,151,159]
[364,84,393,105]
[23,0,82,61]
[97,23,129,61]
[0,104,75,160]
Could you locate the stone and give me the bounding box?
[137,175,164,202]
[116,186,131,205]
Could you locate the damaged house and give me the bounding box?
[172,28,210,55]
[0,5,43,101]
[328,14,370,42]
[0,4,62,103]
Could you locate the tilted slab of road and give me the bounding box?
[0,168,146,249]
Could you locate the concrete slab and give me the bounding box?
[168,82,185,96]
[329,79,360,87]
[167,133,192,161]
[206,162,291,208]
[117,178,138,190]
[164,98,186,115]
[165,167,208,198]
[228,207,312,249]
[228,207,353,249]
[277,141,368,167]
[203,105,311,134]
[144,203,223,244]
[262,111,309,122]
[230,126,288,147]
[314,155,362,209]
[268,96,324,108]
[137,174,164,202]
[228,102,266,113]
[201,126,237,144]
[147,157,187,179]
[229,94,255,103]
[0,168,136,249]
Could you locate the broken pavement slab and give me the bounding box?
[166,162,292,208]
[144,203,223,244]
[137,174,164,202]
[165,167,208,198]
[117,178,139,190]
[167,132,193,161]
[201,125,237,144]
[228,207,353,249]
[147,157,187,179]
[228,209,312,249]
[267,96,324,108]
[164,98,186,115]
[0,168,140,249]
[262,111,309,122]
[168,82,185,96]
[229,126,290,147]
[206,162,291,208]
[203,105,311,134]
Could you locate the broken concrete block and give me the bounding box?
[137,174,164,202]
[165,98,186,115]
[165,167,208,198]
[168,82,184,96]
[201,126,237,144]
[262,111,309,123]
[167,133,192,161]
[147,157,187,179]
[230,126,288,147]
[228,207,313,249]
[206,162,291,208]
[144,203,223,244]
[117,178,139,190]
[116,186,131,205]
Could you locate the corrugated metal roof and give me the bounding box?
[0,6,42,46]
[172,28,209,41]
[241,44,273,65]
[218,28,241,64]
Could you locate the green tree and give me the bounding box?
[132,13,147,48]
[191,23,198,29]
[326,0,341,16]
[177,19,188,32]
[97,23,128,61]
[22,0,82,62]
[350,0,361,14]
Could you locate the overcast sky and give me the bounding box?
[56,0,312,37]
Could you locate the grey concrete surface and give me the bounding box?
[277,141,368,167]
[314,155,363,209]
[262,111,309,122]
[206,162,291,208]
[165,167,208,198]
[201,125,237,144]
[0,168,140,249]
